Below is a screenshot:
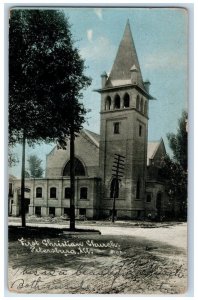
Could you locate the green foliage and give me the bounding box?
[24,170,30,178]
[167,110,187,171]
[160,155,187,218]
[26,155,44,178]
[9,9,91,146]
[160,111,188,219]
[9,9,91,227]
[8,148,19,167]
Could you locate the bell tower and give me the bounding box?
[96,20,155,219]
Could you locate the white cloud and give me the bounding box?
[80,36,116,62]
[143,51,187,71]
[87,29,93,42]
[94,8,103,20]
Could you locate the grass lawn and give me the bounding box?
[8,226,187,295]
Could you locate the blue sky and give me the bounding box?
[10,7,188,178]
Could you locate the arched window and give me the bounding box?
[140,98,144,113]
[110,178,119,198]
[146,194,151,202]
[80,187,88,199]
[144,101,148,116]
[105,96,111,110]
[50,187,57,198]
[63,158,85,176]
[136,178,140,199]
[36,187,42,198]
[123,93,130,108]
[114,94,120,109]
[136,95,140,110]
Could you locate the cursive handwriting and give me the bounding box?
[10,258,185,293]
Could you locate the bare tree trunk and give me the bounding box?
[70,124,75,231]
[21,132,26,227]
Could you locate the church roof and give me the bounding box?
[82,129,100,147]
[105,20,145,91]
[83,131,165,165]
[147,141,160,162]
[46,130,163,167]
[83,130,165,166]
[147,139,166,165]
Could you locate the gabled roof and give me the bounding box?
[147,141,160,162]
[46,129,163,166]
[147,139,166,165]
[105,20,145,90]
[46,129,100,158]
[83,129,100,148]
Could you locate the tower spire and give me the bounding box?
[105,20,144,89]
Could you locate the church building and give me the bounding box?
[9,21,170,220]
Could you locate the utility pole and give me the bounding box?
[111,154,125,223]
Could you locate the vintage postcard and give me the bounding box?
[8,7,188,295]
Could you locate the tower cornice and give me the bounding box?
[94,84,156,100]
[99,107,149,119]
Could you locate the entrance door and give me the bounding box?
[156,192,162,220]
[24,198,30,214]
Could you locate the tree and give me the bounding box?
[167,110,187,171]
[26,155,44,178]
[24,170,30,178]
[9,9,91,144]
[160,111,188,219]
[9,9,91,227]
[160,155,187,219]
[8,148,19,167]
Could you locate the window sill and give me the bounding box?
[104,198,125,201]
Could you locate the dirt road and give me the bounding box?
[8,218,187,249]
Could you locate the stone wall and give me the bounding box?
[99,87,148,214]
[10,177,101,219]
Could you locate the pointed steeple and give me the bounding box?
[105,20,145,89]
